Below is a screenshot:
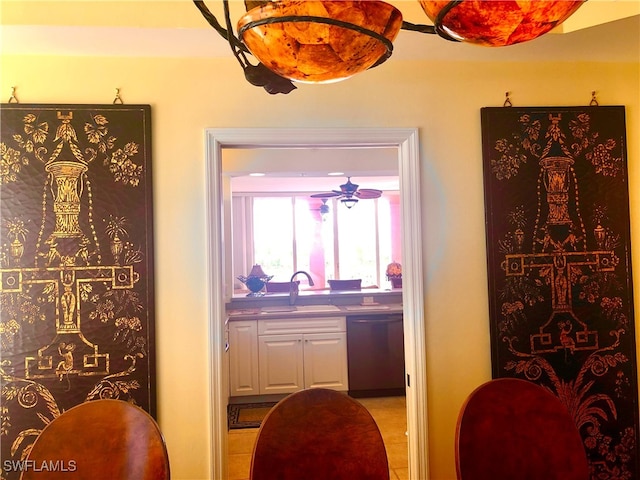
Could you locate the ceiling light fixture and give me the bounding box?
[319,198,330,218]
[193,0,585,95]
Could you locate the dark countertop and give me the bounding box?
[227,303,403,321]
[226,289,403,321]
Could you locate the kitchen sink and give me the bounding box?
[261,305,341,314]
[261,306,296,313]
[294,305,341,312]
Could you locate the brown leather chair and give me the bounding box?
[455,378,589,480]
[20,399,170,480]
[250,388,389,480]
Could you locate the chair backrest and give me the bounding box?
[455,378,589,480]
[250,388,389,480]
[20,399,170,480]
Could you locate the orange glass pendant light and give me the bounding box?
[193,0,586,94]
[237,1,403,83]
[419,0,586,47]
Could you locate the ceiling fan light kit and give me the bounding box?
[341,198,359,209]
[193,0,586,94]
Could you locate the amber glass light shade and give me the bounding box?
[237,1,403,84]
[419,0,585,46]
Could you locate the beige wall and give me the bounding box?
[1,53,638,479]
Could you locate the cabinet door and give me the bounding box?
[303,332,348,391]
[258,334,304,395]
[229,321,259,396]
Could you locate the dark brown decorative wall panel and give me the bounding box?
[482,106,638,480]
[0,104,155,479]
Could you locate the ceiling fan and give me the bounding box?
[310,177,383,209]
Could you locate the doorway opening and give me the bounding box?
[205,128,428,479]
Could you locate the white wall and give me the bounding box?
[1,52,638,479]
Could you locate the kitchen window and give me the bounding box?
[232,192,401,290]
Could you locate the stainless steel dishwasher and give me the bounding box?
[346,313,405,398]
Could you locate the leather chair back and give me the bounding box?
[21,399,170,480]
[456,378,589,480]
[251,388,389,480]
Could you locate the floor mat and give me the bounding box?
[228,402,277,430]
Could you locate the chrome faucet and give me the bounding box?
[289,271,314,305]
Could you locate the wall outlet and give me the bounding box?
[363,296,374,305]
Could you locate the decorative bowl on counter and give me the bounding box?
[238,264,273,296]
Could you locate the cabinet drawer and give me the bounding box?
[258,316,346,335]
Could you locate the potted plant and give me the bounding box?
[386,261,402,289]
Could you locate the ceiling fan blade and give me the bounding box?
[355,189,383,199]
[310,192,341,199]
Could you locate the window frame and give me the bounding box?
[233,192,399,290]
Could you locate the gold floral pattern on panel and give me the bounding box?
[0,105,154,480]
[482,106,637,480]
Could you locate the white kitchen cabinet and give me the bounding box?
[258,334,304,394]
[229,316,348,397]
[302,332,348,390]
[228,320,259,396]
[258,331,348,394]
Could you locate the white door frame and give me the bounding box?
[205,127,429,479]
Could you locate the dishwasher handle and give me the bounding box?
[348,315,403,325]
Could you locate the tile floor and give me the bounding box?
[227,395,408,480]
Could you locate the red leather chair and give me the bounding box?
[250,388,389,480]
[455,378,589,480]
[21,399,170,480]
